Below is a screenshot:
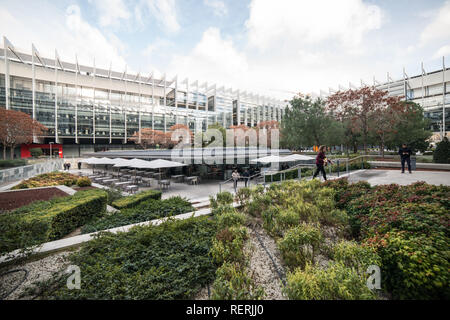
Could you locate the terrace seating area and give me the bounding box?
[76,157,204,194]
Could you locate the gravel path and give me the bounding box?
[247,225,287,300]
[0,251,72,300]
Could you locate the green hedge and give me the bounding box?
[111,190,162,209]
[28,217,218,299]
[0,189,107,254]
[0,159,27,169]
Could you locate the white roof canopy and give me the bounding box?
[145,159,187,169]
[250,155,290,164]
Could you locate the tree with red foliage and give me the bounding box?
[327,86,402,154]
[256,121,280,148]
[0,108,48,159]
[130,124,194,149]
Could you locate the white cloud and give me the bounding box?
[433,45,450,58]
[204,0,227,17]
[420,1,450,45]
[88,0,131,27]
[168,28,248,87]
[0,3,127,70]
[141,0,180,33]
[142,38,173,56]
[246,0,383,51]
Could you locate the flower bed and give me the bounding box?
[323,178,450,299]
[12,172,79,189]
[0,187,69,212]
[25,217,218,299]
[0,189,107,255]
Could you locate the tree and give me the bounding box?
[130,124,194,149]
[0,108,47,159]
[433,137,450,163]
[281,95,340,149]
[385,102,432,153]
[30,147,43,158]
[327,86,396,154]
[129,128,167,149]
[256,120,280,148]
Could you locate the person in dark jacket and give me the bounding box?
[243,169,250,187]
[399,143,412,173]
[313,145,332,181]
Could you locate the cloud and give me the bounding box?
[204,0,227,17]
[168,28,248,87]
[88,0,131,27]
[420,1,450,45]
[141,0,180,33]
[433,45,450,59]
[0,3,127,70]
[246,0,383,51]
[142,38,174,56]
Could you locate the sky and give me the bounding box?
[1,0,450,100]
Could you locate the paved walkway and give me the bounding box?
[348,169,450,186]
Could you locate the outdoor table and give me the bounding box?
[141,178,152,187]
[185,176,199,185]
[171,174,185,183]
[125,185,139,194]
[158,179,171,190]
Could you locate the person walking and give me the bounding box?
[243,169,250,187]
[77,161,82,170]
[313,145,332,181]
[398,143,412,173]
[232,169,240,192]
[67,162,71,171]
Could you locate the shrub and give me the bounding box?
[216,209,246,229]
[111,190,162,209]
[31,217,218,299]
[374,231,450,299]
[29,148,43,158]
[12,172,79,189]
[433,137,450,163]
[235,187,252,207]
[210,191,234,209]
[0,189,107,254]
[277,223,323,269]
[211,262,265,300]
[104,187,124,205]
[332,240,381,273]
[0,159,27,169]
[76,177,91,187]
[82,196,193,233]
[284,262,377,300]
[210,226,248,264]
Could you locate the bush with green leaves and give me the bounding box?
[29,148,43,158]
[12,172,79,189]
[76,177,91,187]
[0,159,27,169]
[210,226,248,264]
[82,196,193,233]
[284,262,377,300]
[216,209,246,229]
[0,189,107,254]
[277,223,323,269]
[30,217,218,299]
[209,191,234,209]
[104,187,124,205]
[211,262,265,300]
[331,240,381,273]
[433,137,450,163]
[111,189,162,209]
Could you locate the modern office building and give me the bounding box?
[316,59,450,142]
[0,37,288,158]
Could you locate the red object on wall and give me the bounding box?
[21,144,63,158]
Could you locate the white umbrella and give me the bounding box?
[145,159,187,169]
[96,157,118,165]
[250,155,291,164]
[112,159,133,167]
[282,154,314,161]
[81,157,102,164]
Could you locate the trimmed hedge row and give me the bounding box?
[0,189,107,255]
[111,190,162,209]
[0,159,27,169]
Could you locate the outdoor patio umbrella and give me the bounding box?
[282,154,314,162]
[250,155,292,164]
[144,159,187,185]
[81,157,104,173]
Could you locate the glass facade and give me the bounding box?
[0,48,286,147]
